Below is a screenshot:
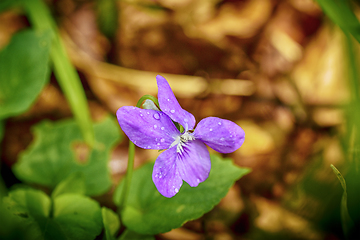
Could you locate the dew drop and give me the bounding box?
[196,179,200,183]
[159,175,162,179]
[132,107,135,110]
[220,137,225,141]
[209,128,213,131]
[174,188,179,193]
[154,124,157,129]
[153,113,160,120]
[218,122,222,125]
[161,127,165,130]
[167,98,170,102]
[160,138,165,143]
[230,135,233,138]
[140,114,143,116]
[147,112,150,114]
[170,109,175,113]
[157,143,160,146]
[147,145,151,148]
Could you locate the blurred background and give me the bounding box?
[1,0,359,239]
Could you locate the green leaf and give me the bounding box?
[331,164,354,238]
[118,230,155,240]
[13,117,121,196]
[3,188,50,219]
[0,30,51,120]
[114,154,250,235]
[102,207,120,240]
[317,0,360,43]
[53,194,103,239]
[51,172,86,198]
[3,189,103,240]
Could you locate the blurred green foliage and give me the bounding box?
[0,30,51,119]
[13,117,121,196]
[102,207,121,240]
[3,188,103,240]
[96,0,118,39]
[317,0,360,238]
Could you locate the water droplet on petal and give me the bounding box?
[132,107,135,110]
[220,137,224,141]
[230,135,233,137]
[167,98,170,102]
[147,145,151,148]
[161,127,165,130]
[147,112,150,114]
[160,138,165,142]
[209,128,213,131]
[153,113,160,120]
[196,179,200,183]
[154,125,157,129]
[157,143,160,146]
[159,175,162,179]
[170,109,175,113]
[140,114,143,116]
[174,188,179,193]
[218,122,222,125]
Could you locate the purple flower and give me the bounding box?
[116,75,245,198]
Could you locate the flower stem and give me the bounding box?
[120,95,157,210]
[119,141,135,209]
[22,0,95,147]
[137,94,160,109]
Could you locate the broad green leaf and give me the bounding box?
[0,30,51,120]
[13,117,121,196]
[3,188,50,219]
[331,164,354,238]
[51,172,86,198]
[53,194,103,239]
[114,154,250,234]
[3,189,103,240]
[118,230,155,240]
[3,188,56,240]
[317,0,360,43]
[102,207,120,240]
[0,202,28,240]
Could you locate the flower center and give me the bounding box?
[170,131,195,153]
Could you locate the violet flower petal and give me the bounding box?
[116,106,180,150]
[156,75,196,131]
[194,117,245,153]
[152,146,183,198]
[176,140,211,187]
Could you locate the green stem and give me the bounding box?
[119,95,158,210]
[119,141,135,209]
[21,0,94,147]
[136,94,160,109]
